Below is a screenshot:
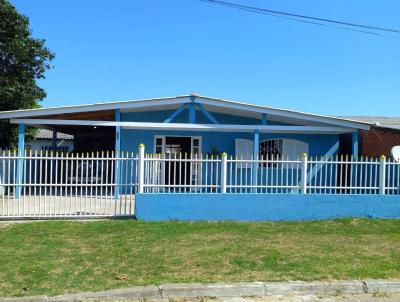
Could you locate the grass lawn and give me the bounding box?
[1,219,400,297]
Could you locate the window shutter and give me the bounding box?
[235,139,253,160]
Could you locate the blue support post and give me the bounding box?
[252,129,259,192]
[352,131,359,160]
[188,95,196,123]
[115,109,121,199]
[15,123,25,199]
[52,130,57,152]
[261,113,268,125]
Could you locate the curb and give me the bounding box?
[1,280,400,301]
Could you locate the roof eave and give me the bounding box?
[0,94,372,131]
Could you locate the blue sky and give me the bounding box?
[11,0,400,116]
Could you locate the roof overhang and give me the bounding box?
[10,119,357,134]
[0,94,372,131]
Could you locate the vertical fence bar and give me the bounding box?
[379,155,386,195]
[138,144,145,193]
[300,153,308,194]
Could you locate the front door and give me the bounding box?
[165,137,192,187]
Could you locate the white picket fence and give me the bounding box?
[0,148,399,219]
[142,153,400,195]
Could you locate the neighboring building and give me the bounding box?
[0,94,370,165]
[27,129,74,153]
[340,117,400,158]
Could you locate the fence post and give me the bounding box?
[300,153,308,194]
[221,152,227,193]
[379,155,386,195]
[138,144,145,193]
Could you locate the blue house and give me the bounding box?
[0,93,370,161]
[5,94,400,222]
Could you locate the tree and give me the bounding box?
[0,0,54,149]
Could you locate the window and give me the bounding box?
[235,138,308,168]
[259,139,308,162]
[259,140,283,160]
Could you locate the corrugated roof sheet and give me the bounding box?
[343,116,400,130]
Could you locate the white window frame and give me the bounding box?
[153,135,202,155]
[259,138,309,165]
[154,136,166,154]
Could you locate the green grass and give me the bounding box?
[1,219,400,297]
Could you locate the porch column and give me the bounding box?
[115,109,121,199]
[252,129,259,192]
[52,130,57,152]
[15,123,25,199]
[352,131,359,160]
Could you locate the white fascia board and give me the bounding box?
[0,96,190,119]
[197,96,371,130]
[1,94,371,131]
[11,119,355,134]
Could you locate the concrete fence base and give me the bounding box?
[135,193,400,221]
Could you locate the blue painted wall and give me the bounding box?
[121,109,340,157]
[136,193,400,221]
[121,128,339,157]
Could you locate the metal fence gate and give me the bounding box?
[0,151,138,218]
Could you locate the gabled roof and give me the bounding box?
[0,94,371,130]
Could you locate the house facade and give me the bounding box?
[0,94,370,161]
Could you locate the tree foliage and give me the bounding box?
[0,0,54,148]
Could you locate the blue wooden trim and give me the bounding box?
[188,96,196,124]
[352,131,359,160]
[196,103,219,124]
[261,113,268,125]
[115,109,121,199]
[16,123,25,199]
[163,103,187,123]
[252,129,259,191]
[52,130,57,152]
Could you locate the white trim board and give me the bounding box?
[0,94,371,130]
[11,119,356,134]
[0,96,189,118]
